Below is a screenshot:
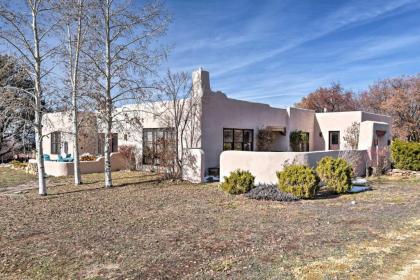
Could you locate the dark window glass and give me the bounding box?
[243,130,252,143]
[112,133,118,152]
[97,133,118,155]
[234,143,243,150]
[329,131,340,150]
[64,142,68,155]
[243,142,252,151]
[51,131,61,154]
[142,128,174,165]
[223,129,233,142]
[234,130,243,142]
[331,132,339,144]
[223,128,253,151]
[223,143,233,150]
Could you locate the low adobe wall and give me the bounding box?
[30,152,126,177]
[220,150,369,185]
[182,149,205,183]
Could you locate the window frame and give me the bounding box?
[142,128,175,165]
[223,128,254,151]
[50,131,61,154]
[328,131,340,150]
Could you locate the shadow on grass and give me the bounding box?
[47,173,159,187]
[314,187,373,200]
[47,178,164,196]
[79,173,159,185]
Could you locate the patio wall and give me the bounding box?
[220,150,369,185]
[30,152,126,177]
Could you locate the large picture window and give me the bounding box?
[223,128,253,151]
[51,131,61,154]
[142,128,174,165]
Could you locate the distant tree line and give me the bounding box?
[295,75,420,142]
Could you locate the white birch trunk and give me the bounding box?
[72,103,81,185]
[104,116,112,187]
[104,0,112,188]
[70,0,84,185]
[32,6,47,195]
[35,109,46,195]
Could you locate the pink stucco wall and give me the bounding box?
[201,90,289,170]
[314,111,392,151]
[30,152,126,177]
[42,112,98,156]
[220,150,369,185]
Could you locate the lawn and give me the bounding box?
[0,166,37,190]
[0,167,419,279]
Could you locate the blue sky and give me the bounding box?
[162,0,420,107]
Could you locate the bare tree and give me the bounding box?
[343,121,360,150]
[153,70,201,178]
[84,0,169,187]
[56,0,92,185]
[0,0,59,195]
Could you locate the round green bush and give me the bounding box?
[316,157,353,194]
[220,169,255,194]
[391,139,420,171]
[276,165,320,199]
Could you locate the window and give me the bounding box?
[142,128,174,165]
[63,142,68,155]
[223,128,253,151]
[112,134,118,152]
[51,132,61,154]
[97,133,118,155]
[329,131,340,150]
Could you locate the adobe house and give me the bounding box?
[42,68,391,180]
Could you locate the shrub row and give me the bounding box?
[221,157,354,199]
[391,140,420,171]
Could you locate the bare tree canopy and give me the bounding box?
[359,75,420,142]
[295,82,357,113]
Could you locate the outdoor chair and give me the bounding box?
[63,154,74,162]
[57,155,65,162]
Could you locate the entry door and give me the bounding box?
[329,131,340,150]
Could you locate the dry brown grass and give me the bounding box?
[0,166,37,190]
[0,168,419,279]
